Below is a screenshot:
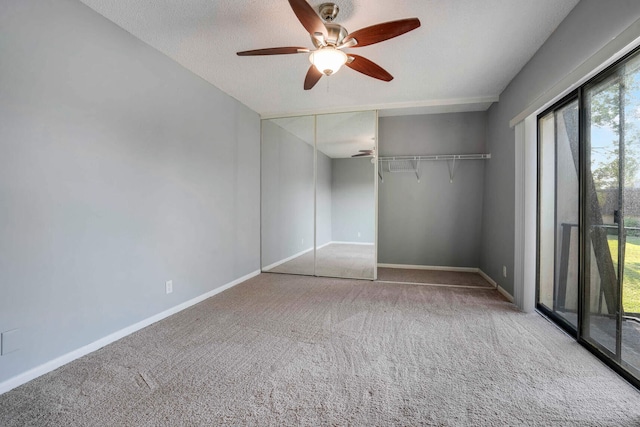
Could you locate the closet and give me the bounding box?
[261,111,377,280]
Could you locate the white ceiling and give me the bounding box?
[79,0,579,118]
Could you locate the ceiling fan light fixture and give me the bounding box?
[237,1,421,90]
[309,47,347,76]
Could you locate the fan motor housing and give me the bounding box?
[311,23,348,48]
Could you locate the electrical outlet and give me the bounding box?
[165,280,173,294]
[1,329,21,356]
[357,232,361,238]
[301,238,304,245]
[503,266,507,278]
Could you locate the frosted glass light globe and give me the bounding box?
[309,47,348,76]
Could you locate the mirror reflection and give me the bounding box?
[260,111,377,280]
[261,115,315,275]
[316,111,376,279]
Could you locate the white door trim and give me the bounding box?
[514,115,537,312]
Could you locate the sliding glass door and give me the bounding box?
[537,46,640,388]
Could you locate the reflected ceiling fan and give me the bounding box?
[352,148,375,158]
[237,0,421,90]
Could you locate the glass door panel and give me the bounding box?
[584,55,640,372]
[620,55,640,374]
[585,73,622,356]
[537,99,579,330]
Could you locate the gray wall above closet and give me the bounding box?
[378,112,487,268]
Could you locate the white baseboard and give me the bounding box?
[262,247,314,271]
[496,284,515,303]
[376,280,498,290]
[478,269,515,303]
[0,269,261,396]
[477,269,497,287]
[377,263,478,273]
[376,266,511,301]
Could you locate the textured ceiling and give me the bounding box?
[79,0,579,118]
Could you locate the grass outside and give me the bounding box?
[608,235,640,314]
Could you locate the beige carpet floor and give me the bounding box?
[377,268,494,288]
[2,273,640,426]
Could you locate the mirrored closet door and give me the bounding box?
[261,111,377,280]
[261,115,315,276]
[316,111,376,279]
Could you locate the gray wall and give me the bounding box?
[0,0,260,384]
[331,158,375,243]
[378,113,486,267]
[481,0,640,295]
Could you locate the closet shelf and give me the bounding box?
[377,153,491,183]
[378,153,491,162]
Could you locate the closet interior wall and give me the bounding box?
[378,112,488,268]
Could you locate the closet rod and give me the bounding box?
[378,153,491,161]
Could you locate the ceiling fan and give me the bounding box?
[352,148,375,158]
[237,0,421,90]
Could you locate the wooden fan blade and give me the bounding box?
[304,65,323,90]
[237,47,309,56]
[359,149,374,152]
[346,55,393,82]
[352,153,372,157]
[344,18,421,47]
[288,0,327,38]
